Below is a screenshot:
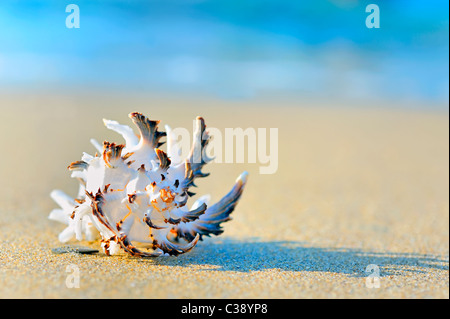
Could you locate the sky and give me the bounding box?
[0,0,448,106]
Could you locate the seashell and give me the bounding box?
[49,112,248,257]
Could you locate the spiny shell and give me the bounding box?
[49,112,248,257]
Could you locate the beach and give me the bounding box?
[0,92,448,298]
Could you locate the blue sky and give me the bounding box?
[0,0,448,105]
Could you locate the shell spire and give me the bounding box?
[129,112,166,149]
[49,112,248,257]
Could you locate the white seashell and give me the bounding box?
[49,112,248,257]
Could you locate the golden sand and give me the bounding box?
[0,92,448,298]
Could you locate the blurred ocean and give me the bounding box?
[0,0,448,107]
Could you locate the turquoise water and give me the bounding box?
[0,1,448,106]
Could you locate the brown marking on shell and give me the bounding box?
[184,160,193,180]
[88,191,114,232]
[102,141,125,167]
[155,148,171,170]
[68,161,88,171]
[122,152,134,160]
[181,202,207,223]
[144,216,166,230]
[102,238,111,256]
[164,217,181,225]
[176,227,197,242]
[151,238,158,250]
[129,112,166,148]
[182,116,211,189]
[155,233,200,256]
[116,205,133,231]
[181,160,201,196]
[127,193,136,203]
[119,235,161,257]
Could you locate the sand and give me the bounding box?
[0,92,448,298]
